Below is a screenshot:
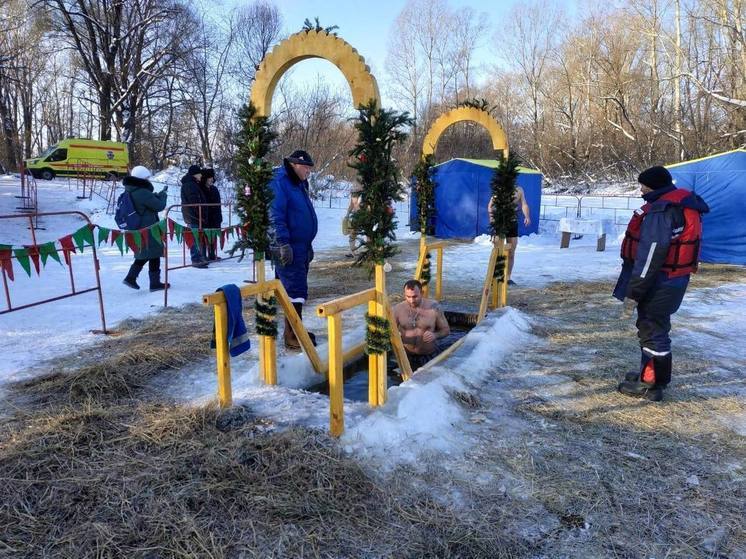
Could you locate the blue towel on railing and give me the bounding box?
[215,284,251,357]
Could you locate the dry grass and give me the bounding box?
[13,304,215,406]
[0,401,527,558]
[1,246,743,558]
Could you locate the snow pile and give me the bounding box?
[342,308,534,464]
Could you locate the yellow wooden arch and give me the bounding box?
[422,107,508,157]
[250,30,381,117]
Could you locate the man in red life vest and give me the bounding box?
[614,166,709,401]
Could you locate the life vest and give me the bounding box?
[621,189,702,277]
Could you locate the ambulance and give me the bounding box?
[25,138,130,180]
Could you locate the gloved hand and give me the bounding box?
[621,297,637,319]
[279,244,293,266]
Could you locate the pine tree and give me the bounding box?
[489,153,520,239]
[230,103,277,261]
[413,153,436,235]
[348,100,413,268]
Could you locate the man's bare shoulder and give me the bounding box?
[420,298,442,312]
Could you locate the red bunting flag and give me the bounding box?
[24,245,41,274]
[59,234,76,265]
[183,228,195,249]
[168,218,176,241]
[0,245,14,281]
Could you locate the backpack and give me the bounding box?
[115,191,142,230]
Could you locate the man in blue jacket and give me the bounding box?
[614,166,709,401]
[270,150,319,349]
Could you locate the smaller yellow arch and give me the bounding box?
[422,107,508,158]
[250,30,380,117]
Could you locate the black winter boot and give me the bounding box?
[292,302,317,346]
[617,380,663,401]
[123,261,144,290]
[148,267,170,292]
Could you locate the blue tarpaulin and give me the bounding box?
[409,158,542,239]
[667,149,746,265]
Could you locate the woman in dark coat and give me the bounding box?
[122,166,170,291]
[201,167,222,260]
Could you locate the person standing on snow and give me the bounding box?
[180,164,208,268]
[269,149,319,350]
[201,167,222,261]
[122,166,170,291]
[614,165,709,401]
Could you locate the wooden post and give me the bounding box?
[256,259,275,384]
[213,302,232,407]
[490,278,498,309]
[275,283,324,374]
[478,242,500,322]
[328,313,344,437]
[596,234,606,252]
[500,245,509,307]
[386,300,413,380]
[435,247,443,301]
[560,231,571,248]
[375,264,387,406]
[368,299,378,406]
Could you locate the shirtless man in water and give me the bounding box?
[392,279,450,370]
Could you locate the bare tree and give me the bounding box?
[232,1,282,91]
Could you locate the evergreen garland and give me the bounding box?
[349,100,413,268]
[489,153,520,239]
[365,312,392,355]
[230,103,277,261]
[413,154,436,235]
[420,251,432,285]
[493,255,507,282]
[254,296,278,337]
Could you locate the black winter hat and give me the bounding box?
[286,149,314,167]
[201,167,215,179]
[188,164,202,176]
[638,166,673,190]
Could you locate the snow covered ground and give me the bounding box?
[1,172,744,465]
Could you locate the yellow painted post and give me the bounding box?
[264,336,277,385]
[375,264,387,406]
[490,278,498,309]
[256,259,272,384]
[477,243,500,323]
[435,247,443,301]
[386,300,413,380]
[213,302,232,407]
[500,246,509,307]
[328,313,344,437]
[368,299,378,406]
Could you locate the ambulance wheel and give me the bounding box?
[40,169,55,180]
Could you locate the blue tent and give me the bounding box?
[409,158,542,239]
[667,149,746,265]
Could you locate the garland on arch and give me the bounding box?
[420,251,432,286]
[489,153,520,240]
[348,100,413,269]
[230,102,277,262]
[413,153,436,235]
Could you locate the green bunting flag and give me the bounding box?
[113,232,125,254]
[174,222,184,243]
[150,220,166,246]
[72,224,94,253]
[39,242,62,266]
[97,226,110,247]
[192,228,201,248]
[13,248,31,277]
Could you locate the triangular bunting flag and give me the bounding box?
[137,227,149,251]
[13,248,31,277]
[183,228,195,249]
[174,222,184,243]
[39,242,62,266]
[0,244,14,281]
[97,226,110,247]
[124,231,139,253]
[168,218,176,241]
[150,221,164,246]
[59,234,76,265]
[72,224,94,253]
[220,229,226,250]
[114,233,125,255]
[24,245,41,274]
